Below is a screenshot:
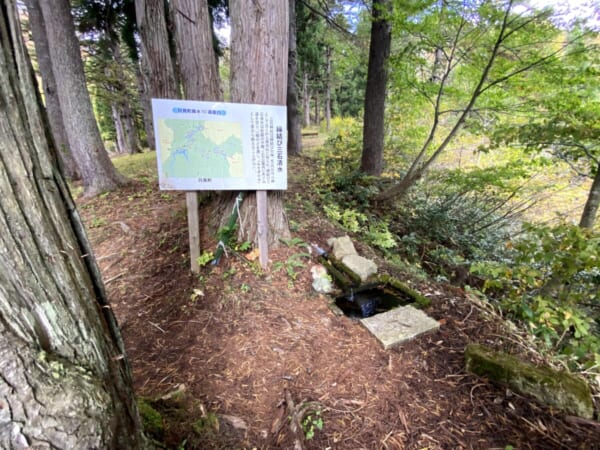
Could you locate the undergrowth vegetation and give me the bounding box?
[313,118,600,375]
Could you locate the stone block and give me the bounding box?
[328,236,357,259]
[361,305,440,350]
[341,254,377,282]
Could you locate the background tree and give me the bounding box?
[488,35,600,228]
[376,0,578,202]
[297,0,328,126]
[170,0,222,271]
[227,0,291,246]
[171,0,221,101]
[134,0,180,153]
[24,0,80,180]
[134,0,179,100]
[360,0,392,176]
[74,0,141,155]
[36,0,127,196]
[288,0,302,156]
[0,1,144,446]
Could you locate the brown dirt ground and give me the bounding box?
[78,154,600,449]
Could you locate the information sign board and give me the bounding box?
[152,99,287,190]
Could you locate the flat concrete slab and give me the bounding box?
[360,305,440,350]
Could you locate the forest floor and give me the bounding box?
[77,149,600,449]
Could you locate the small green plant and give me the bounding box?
[280,236,308,248]
[365,222,397,250]
[235,240,252,252]
[196,251,214,268]
[274,253,310,281]
[89,217,107,228]
[240,283,250,293]
[301,410,323,440]
[192,412,219,435]
[222,267,237,280]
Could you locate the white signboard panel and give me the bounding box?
[152,99,287,190]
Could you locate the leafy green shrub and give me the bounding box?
[318,117,363,184]
[391,168,522,265]
[471,223,600,369]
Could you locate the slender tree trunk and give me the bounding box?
[361,0,392,176]
[0,2,145,447]
[121,100,140,154]
[315,90,320,126]
[287,0,302,156]
[112,103,126,153]
[229,0,290,246]
[24,0,80,180]
[579,163,600,229]
[38,0,127,197]
[303,70,310,127]
[325,46,332,132]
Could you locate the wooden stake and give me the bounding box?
[256,190,269,269]
[186,191,200,273]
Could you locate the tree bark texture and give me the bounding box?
[325,45,332,131]
[171,0,222,101]
[0,2,145,448]
[108,42,140,155]
[303,70,310,127]
[135,62,155,149]
[230,0,288,105]
[287,0,302,156]
[227,0,290,247]
[135,0,179,100]
[38,0,126,197]
[579,163,600,229]
[360,0,391,176]
[24,0,80,180]
[315,90,320,125]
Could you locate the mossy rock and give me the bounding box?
[465,343,594,419]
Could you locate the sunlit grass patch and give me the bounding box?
[112,150,158,180]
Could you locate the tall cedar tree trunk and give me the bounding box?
[135,0,179,101]
[287,0,302,156]
[325,46,332,131]
[171,0,221,270]
[360,0,391,176]
[109,41,140,154]
[0,2,145,447]
[135,63,155,149]
[24,0,80,180]
[303,70,310,126]
[171,0,221,102]
[228,0,290,246]
[39,0,127,197]
[315,90,319,125]
[112,104,126,152]
[579,163,600,228]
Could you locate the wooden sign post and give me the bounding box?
[186,191,201,273]
[256,190,269,269]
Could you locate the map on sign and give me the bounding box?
[152,99,287,191]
